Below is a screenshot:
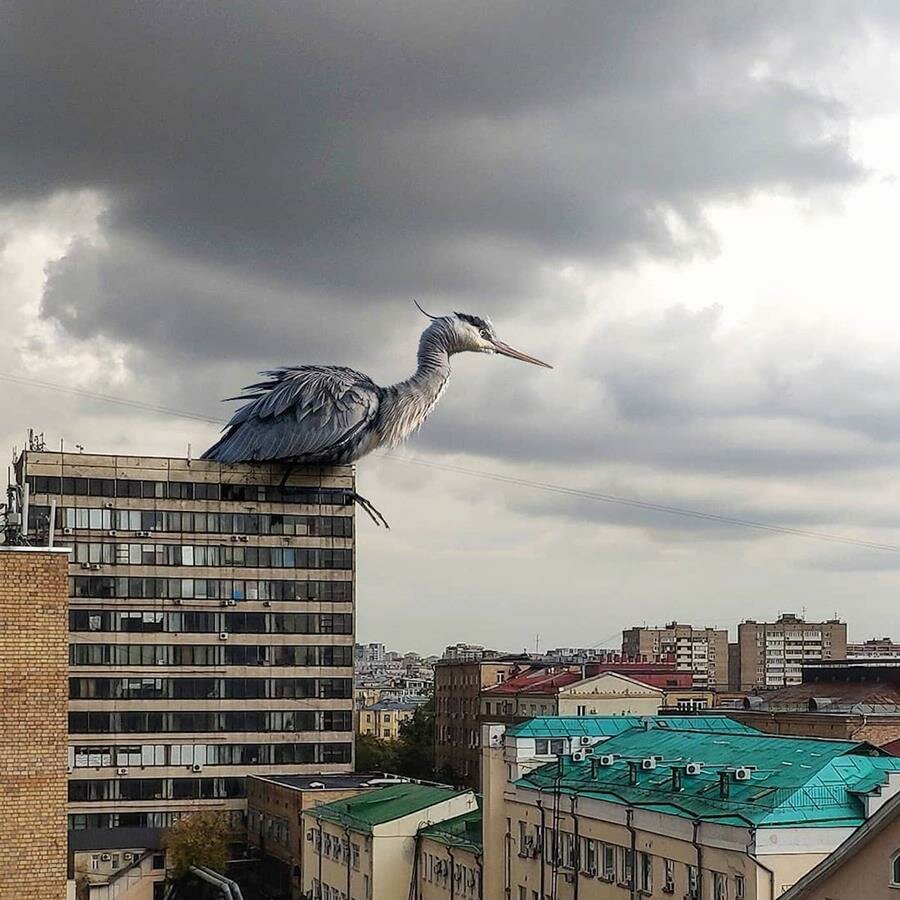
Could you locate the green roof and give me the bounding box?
[419,806,483,854]
[517,728,899,828]
[309,783,468,833]
[507,715,758,740]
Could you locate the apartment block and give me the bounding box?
[736,613,847,691]
[16,451,356,843]
[434,657,522,789]
[358,698,427,740]
[0,547,70,900]
[622,622,728,688]
[848,637,900,659]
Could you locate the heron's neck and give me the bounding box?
[378,323,453,447]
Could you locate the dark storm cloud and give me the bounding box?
[1,0,875,361]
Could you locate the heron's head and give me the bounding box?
[415,302,552,368]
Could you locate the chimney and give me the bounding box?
[719,771,730,799]
[628,762,640,786]
[671,766,683,792]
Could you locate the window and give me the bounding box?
[735,874,745,899]
[618,847,633,887]
[638,853,652,893]
[601,843,615,881]
[687,865,699,900]
[663,858,675,893]
[714,872,727,900]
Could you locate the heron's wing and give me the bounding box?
[202,365,381,463]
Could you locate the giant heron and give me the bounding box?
[202,305,552,525]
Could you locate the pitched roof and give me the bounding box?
[506,715,758,740]
[516,728,900,827]
[419,805,483,854]
[484,667,583,695]
[308,783,469,833]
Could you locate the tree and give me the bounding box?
[355,732,398,773]
[393,697,437,781]
[164,811,230,878]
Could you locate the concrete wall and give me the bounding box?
[0,547,70,899]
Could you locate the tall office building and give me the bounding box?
[16,451,355,842]
[622,622,728,689]
[736,613,847,690]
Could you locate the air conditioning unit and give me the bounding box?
[105,502,114,509]
[263,600,272,607]
[572,749,587,762]
[172,598,183,605]
[225,599,236,607]
[238,535,249,543]
[734,767,753,781]
[122,852,133,861]
[62,527,73,535]
[219,632,228,641]
[80,562,90,569]
[586,865,597,877]
[641,758,657,771]
[117,767,128,776]
[191,763,203,773]
[230,535,238,541]
[90,564,101,571]
[579,735,595,746]
[107,529,117,536]
[685,762,704,776]
[597,754,616,766]
[66,765,73,774]
[136,530,151,538]
[101,853,111,861]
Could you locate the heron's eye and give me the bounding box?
[480,329,490,338]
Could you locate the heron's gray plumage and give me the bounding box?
[202,311,550,467]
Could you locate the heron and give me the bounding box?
[202,304,552,526]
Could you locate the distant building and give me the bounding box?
[0,547,70,900]
[443,643,505,662]
[848,637,900,659]
[622,622,728,688]
[735,613,848,690]
[355,642,386,664]
[417,806,483,900]
[302,783,478,900]
[18,450,355,847]
[729,659,900,747]
[246,773,407,900]
[434,657,523,788]
[358,698,428,740]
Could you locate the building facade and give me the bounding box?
[417,807,483,900]
[302,783,477,900]
[848,637,900,659]
[17,451,356,842]
[0,546,70,900]
[434,657,523,788]
[622,622,728,688]
[359,698,427,740]
[735,614,848,691]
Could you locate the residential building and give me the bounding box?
[17,450,355,845]
[442,643,506,662]
[417,806,483,900]
[70,833,167,900]
[482,720,900,900]
[780,790,900,899]
[246,773,408,900]
[735,613,847,690]
[0,546,70,900]
[848,637,900,659]
[729,659,900,747]
[622,622,728,688]
[359,698,428,740]
[434,656,524,788]
[301,783,478,900]
[355,642,386,664]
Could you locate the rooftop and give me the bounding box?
[252,773,407,791]
[517,728,900,827]
[308,783,469,833]
[365,698,429,711]
[506,715,759,740]
[419,805,483,854]
[484,667,583,695]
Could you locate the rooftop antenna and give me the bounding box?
[187,443,192,465]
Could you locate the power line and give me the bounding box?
[1,369,897,553]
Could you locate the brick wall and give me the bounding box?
[0,548,69,900]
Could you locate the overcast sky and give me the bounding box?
[4,2,900,654]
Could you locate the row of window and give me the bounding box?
[69,709,353,734]
[70,676,352,700]
[421,853,481,898]
[516,822,744,899]
[70,610,353,635]
[309,830,361,870]
[71,575,352,602]
[69,810,245,831]
[69,643,354,667]
[69,741,351,768]
[45,506,352,536]
[70,777,247,802]
[247,809,291,848]
[27,475,352,506]
[69,542,353,570]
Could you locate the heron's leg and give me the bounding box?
[279,463,295,488]
[350,492,390,529]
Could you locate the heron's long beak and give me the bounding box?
[491,340,553,369]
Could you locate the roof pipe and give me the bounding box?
[194,865,245,900]
[188,866,235,899]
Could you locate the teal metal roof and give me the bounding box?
[506,715,758,740]
[516,728,898,828]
